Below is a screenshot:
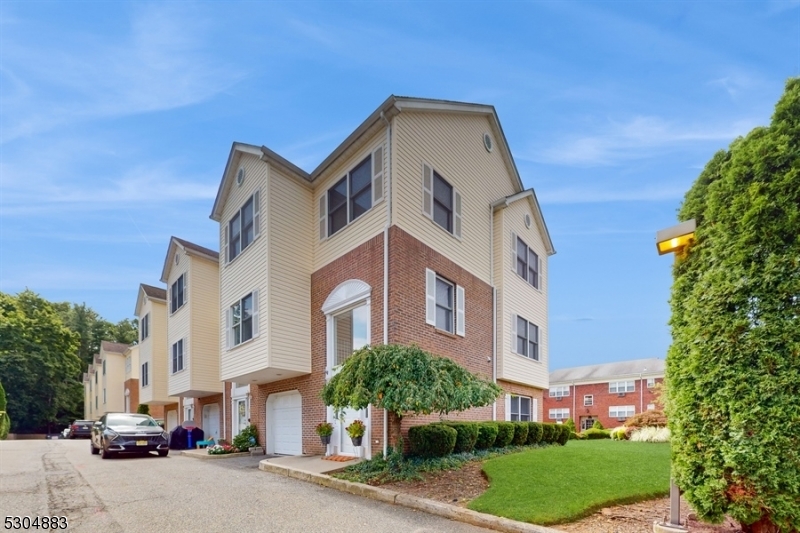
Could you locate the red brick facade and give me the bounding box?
[542,378,663,431]
[123,378,139,413]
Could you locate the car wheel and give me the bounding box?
[90,442,99,455]
[158,450,168,457]
[101,445,114,459]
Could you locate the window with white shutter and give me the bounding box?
[422,164,433,218]
[319,195,327,240]
[422,163,461,238]
[229,291,258,347]
[454,190,462,239]
[425,268,436,326]
[456,285,465,337]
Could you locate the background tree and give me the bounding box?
[0,380,9,440]
[667,78,800,533]
[0,290,82,433]
[136,404,150,415]
[56,303,138,370]
[321,344,502,450]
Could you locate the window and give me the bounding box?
[170,274,186,314]
[229,292,258,348]
[647,403,656,411]
[609,381,635,393]
[647,377,656,388]
[95,372,97,384]
[95,397,98,409]
[510,395,532,421]
[549,408,569,420]
[584,395,593,406]
[102,360,106,375]
[103,388,106,404]
[333,304,369,367]
[184,405,194,423]
[141,362,149,387]
[610,405,636,419]
[422,164,462,238]
[172,339,184,374]
[425,269,465,336]
[321,148,383,239]
[227,191,260,262]
[580,417,596,431]
[514,315,539,360]
[514,236,540,289]
[549,385,569,398]
[140,313,150,341]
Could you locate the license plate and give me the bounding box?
[81,426,87,429]
[136,440,147,446]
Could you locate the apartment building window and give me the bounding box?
[647,377,656,388]
[513,315,539,361]
[227,191,260,262]
[422,164,462,239]
[549,408,569,421]
[425,269,465,336]
[170,273,187,314]
[610,405,636,419]
[647,403,656,411]
[320,148,383,240]
[515,236,540,289]
[609,380,635,393]
[229,291,258,348]
[172,339,184,373]
[510,395,532,421]
[102,360,106,375]
[549,385,569,398]
[140,313,150,341]
[141,362,149,387]
[584,395,593,406]
[95,397,98,409]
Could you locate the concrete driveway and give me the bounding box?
[0,439,494,533]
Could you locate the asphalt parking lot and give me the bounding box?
[0,439,494,533]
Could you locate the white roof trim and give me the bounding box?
[322,279,372,315]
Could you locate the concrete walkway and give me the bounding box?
[260,454,363,474]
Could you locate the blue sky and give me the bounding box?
[1,1,798,370]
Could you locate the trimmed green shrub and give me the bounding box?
[563,418,576,433]
[442,422,479,453]
[494,422,515,447]
[583,428,611,440]
[592,420,604,430]
[475,422,499,449]
[511,422,529,445]
[408,423,457,458]
[540,423,557,443]
[568,431,581,440]
[526,422,543,444]
[232,423,259,450]
[555,424,570,445]
[136,404,150,415]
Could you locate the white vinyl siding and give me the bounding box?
[184,257,223,396]
[136,295,173,404]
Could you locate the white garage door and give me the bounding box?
[166,410,178,431]
[202,403,220,441]
[268,392,302,455]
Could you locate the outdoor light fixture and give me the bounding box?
[656,219,696,256]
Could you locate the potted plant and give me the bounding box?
[345,419,365,447]
[315,422,333,445]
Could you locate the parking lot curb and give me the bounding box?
[182,450,251,460]
[257,459,561,533]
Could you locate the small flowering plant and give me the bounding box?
[345,419,366,438]
[207,443,237,455]
[315,421,333,437]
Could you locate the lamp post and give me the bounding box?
[653,220,695,533]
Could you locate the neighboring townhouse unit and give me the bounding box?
[210,95,555,457]
[543,358,664,431]
[123,345,139,413]
[94,341,129,416]
[160,237,223,441]
[83,355,102,420]
[135,283,178,421]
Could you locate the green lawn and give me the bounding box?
[468,440,670,525]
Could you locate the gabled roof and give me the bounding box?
[210,95,543,224]
[135,283,166,316]
[160,236,219,283]
[550,358,665,385]
[492,190,556,256]
[101,341,130,355]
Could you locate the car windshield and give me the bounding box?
[106,414,159,427]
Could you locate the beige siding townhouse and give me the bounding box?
[161,237,223,441]
[135,284,179,423]
[123,345,139,413]
[94,341,129,416]
[83,355,102,420]
[209,96,555,457]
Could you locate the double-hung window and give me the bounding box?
[103,389,106,404]
[140,313,150,341]
[172,339,184,374]
[549,385,569,398]
[584,394,594,406]
[228,291,259,348]
[227,191,260,262]
[141,362,149,387]
[509,395,532,421]
[102,360,106,375]
[425,269,465,336]
[422,164,462,238]
[610,405,636,419]
[647,377,656,388]
[170,274,186,314]
[513,315,539,361]
[609,381,635,393]
[549,408,569,421]
[514,235,540,289]
[320,147,383,239]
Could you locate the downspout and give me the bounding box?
[222,383,227,440]
[490,205,497,421]
[572,381,576,424]
[380,111,392,458]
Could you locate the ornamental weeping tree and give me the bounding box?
[321,344,502,451]
[667,78,800,533]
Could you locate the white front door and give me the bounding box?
[327,303,370,457]
[233,398,248,436]
[202,403,220,441]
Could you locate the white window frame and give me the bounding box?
[171,338,185,374]
[647,403,656,411]
[226,190,261,263]
[609,405,636,419]
[227,291,259,349]
[512,314,539,360]
[549,408,569,421]
[421,163,462,239]
[549,385,569,398]
[584,394,593,406]
[509,395,532,422]
[170,273,187,314]
[512,234,540,289]
[320,147,383,240]
[647,377,656,388]
[425,269,465,336]
[609,380,636,393]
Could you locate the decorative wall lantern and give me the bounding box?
[656,219,696,256]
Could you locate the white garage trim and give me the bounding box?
[266,390,302,455]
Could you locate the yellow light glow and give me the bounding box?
[657,232,694,255]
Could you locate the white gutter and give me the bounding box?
[380,111,392,458]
